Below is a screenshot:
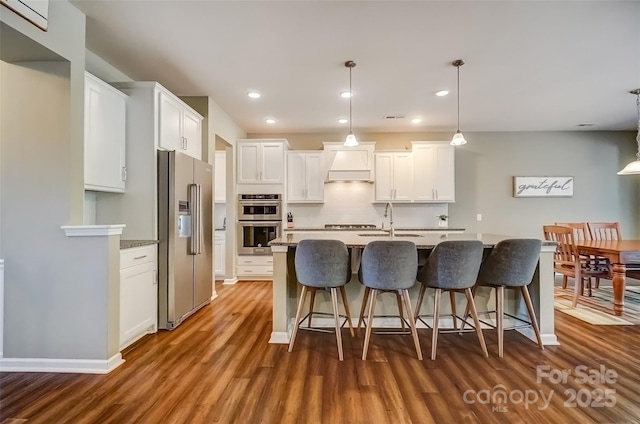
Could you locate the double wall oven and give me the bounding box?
[237,194,282,255]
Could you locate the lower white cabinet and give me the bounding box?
[237,255,273,279]
[120,244,157,350]
[215,231,226,277]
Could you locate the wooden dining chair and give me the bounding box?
[588,222,621,241]
[543,225,609,298]
[555,222,590,289]
[587,222,621,287]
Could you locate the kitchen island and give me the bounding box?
[269,231,559,346]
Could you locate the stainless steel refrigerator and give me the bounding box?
[158,151,213,330]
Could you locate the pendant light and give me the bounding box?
[617,89,640,175]
[344,60,358,147]
[450,59,468,146]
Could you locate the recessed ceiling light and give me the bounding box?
[248,91,261,99]
[411,118,422,124]
[435,90,449,97]
[340,91,352,98]
[338,118,348,124]
[265,118,276,124]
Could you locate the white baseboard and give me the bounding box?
[269,332,290,344]
[210,292,219,301]
[518,327,560,346]
[223,277,239,285]
[0,353,125,374]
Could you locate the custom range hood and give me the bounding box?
[323,142,375,182]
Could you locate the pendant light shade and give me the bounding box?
[344,60,358,147]
[450,59,468,146]
[617,89,640,175]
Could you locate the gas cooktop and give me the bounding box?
[324,224,378,230]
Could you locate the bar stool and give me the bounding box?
[415,240,487,360]
[467,238,544,358]
[360,240,422,360]
[288,239,354,361]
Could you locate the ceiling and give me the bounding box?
[71,0,640,135]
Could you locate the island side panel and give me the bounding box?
[516,245,559,345]
[270,246,290,343]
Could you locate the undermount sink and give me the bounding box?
[358,233,423,237]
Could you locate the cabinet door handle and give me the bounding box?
[134,255,147,260]
[435,189,439,199]
[122,166,127,181]
[153,270,158,285]
[184,137,188,150]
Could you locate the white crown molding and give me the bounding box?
[61,224,126,237]
[0,353,125,374]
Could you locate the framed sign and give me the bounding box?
[513,176,573,198]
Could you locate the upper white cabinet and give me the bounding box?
[158,90,202,160]
[237,139,287,184]
[374,151,414,202]
[84,72,127,193]
[287,151,324,203]
[412,142,455,202]
[214,151,226,203]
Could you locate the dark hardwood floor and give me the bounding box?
[2,280,640,423]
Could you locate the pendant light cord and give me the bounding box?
[349,65,353,133]
[457,64,460,132]
[636,90,640,160]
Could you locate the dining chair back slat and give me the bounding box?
[588,222,621,241]
[556,222,591,241]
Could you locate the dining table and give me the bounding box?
[574,239,640,316]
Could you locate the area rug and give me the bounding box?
[553,286,640,325]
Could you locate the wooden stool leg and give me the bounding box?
[396,293,405,330]
[358,286,371,331]
[497,286,504,358]
[307,288,317,327]
[460,285,477,334]
[289,286,308,353]
[362,289,378,360]
[464,287,488,358]
[330,287,344,361]
[562,275,568,289]
[521,286,544,350]
[450,291,458,331]
[431,289,441,360]
[401,289,423,360]
[414,283,427,320]
[339,286,355,337]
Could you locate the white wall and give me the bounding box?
[1,1,121,363]
[249,131,638,237]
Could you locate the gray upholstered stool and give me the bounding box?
[467,238,544,358]
[289,239,355,361]
[360,240,422,360]
[415,240,487,360]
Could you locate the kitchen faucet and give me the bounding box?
[384,201,395,237]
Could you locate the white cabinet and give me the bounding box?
[106,81,205,240]
[214,151,226,203]
[119,244,157,350]
[215,231,226,277]
[287,151,324,203]
[374,151,414,202]
[84,72,127,193]
[237,255,273,279]
[158,90,203,160]
[412,142,455,202]
[237,140,286,184]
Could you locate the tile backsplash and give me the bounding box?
[286,183,448,228]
